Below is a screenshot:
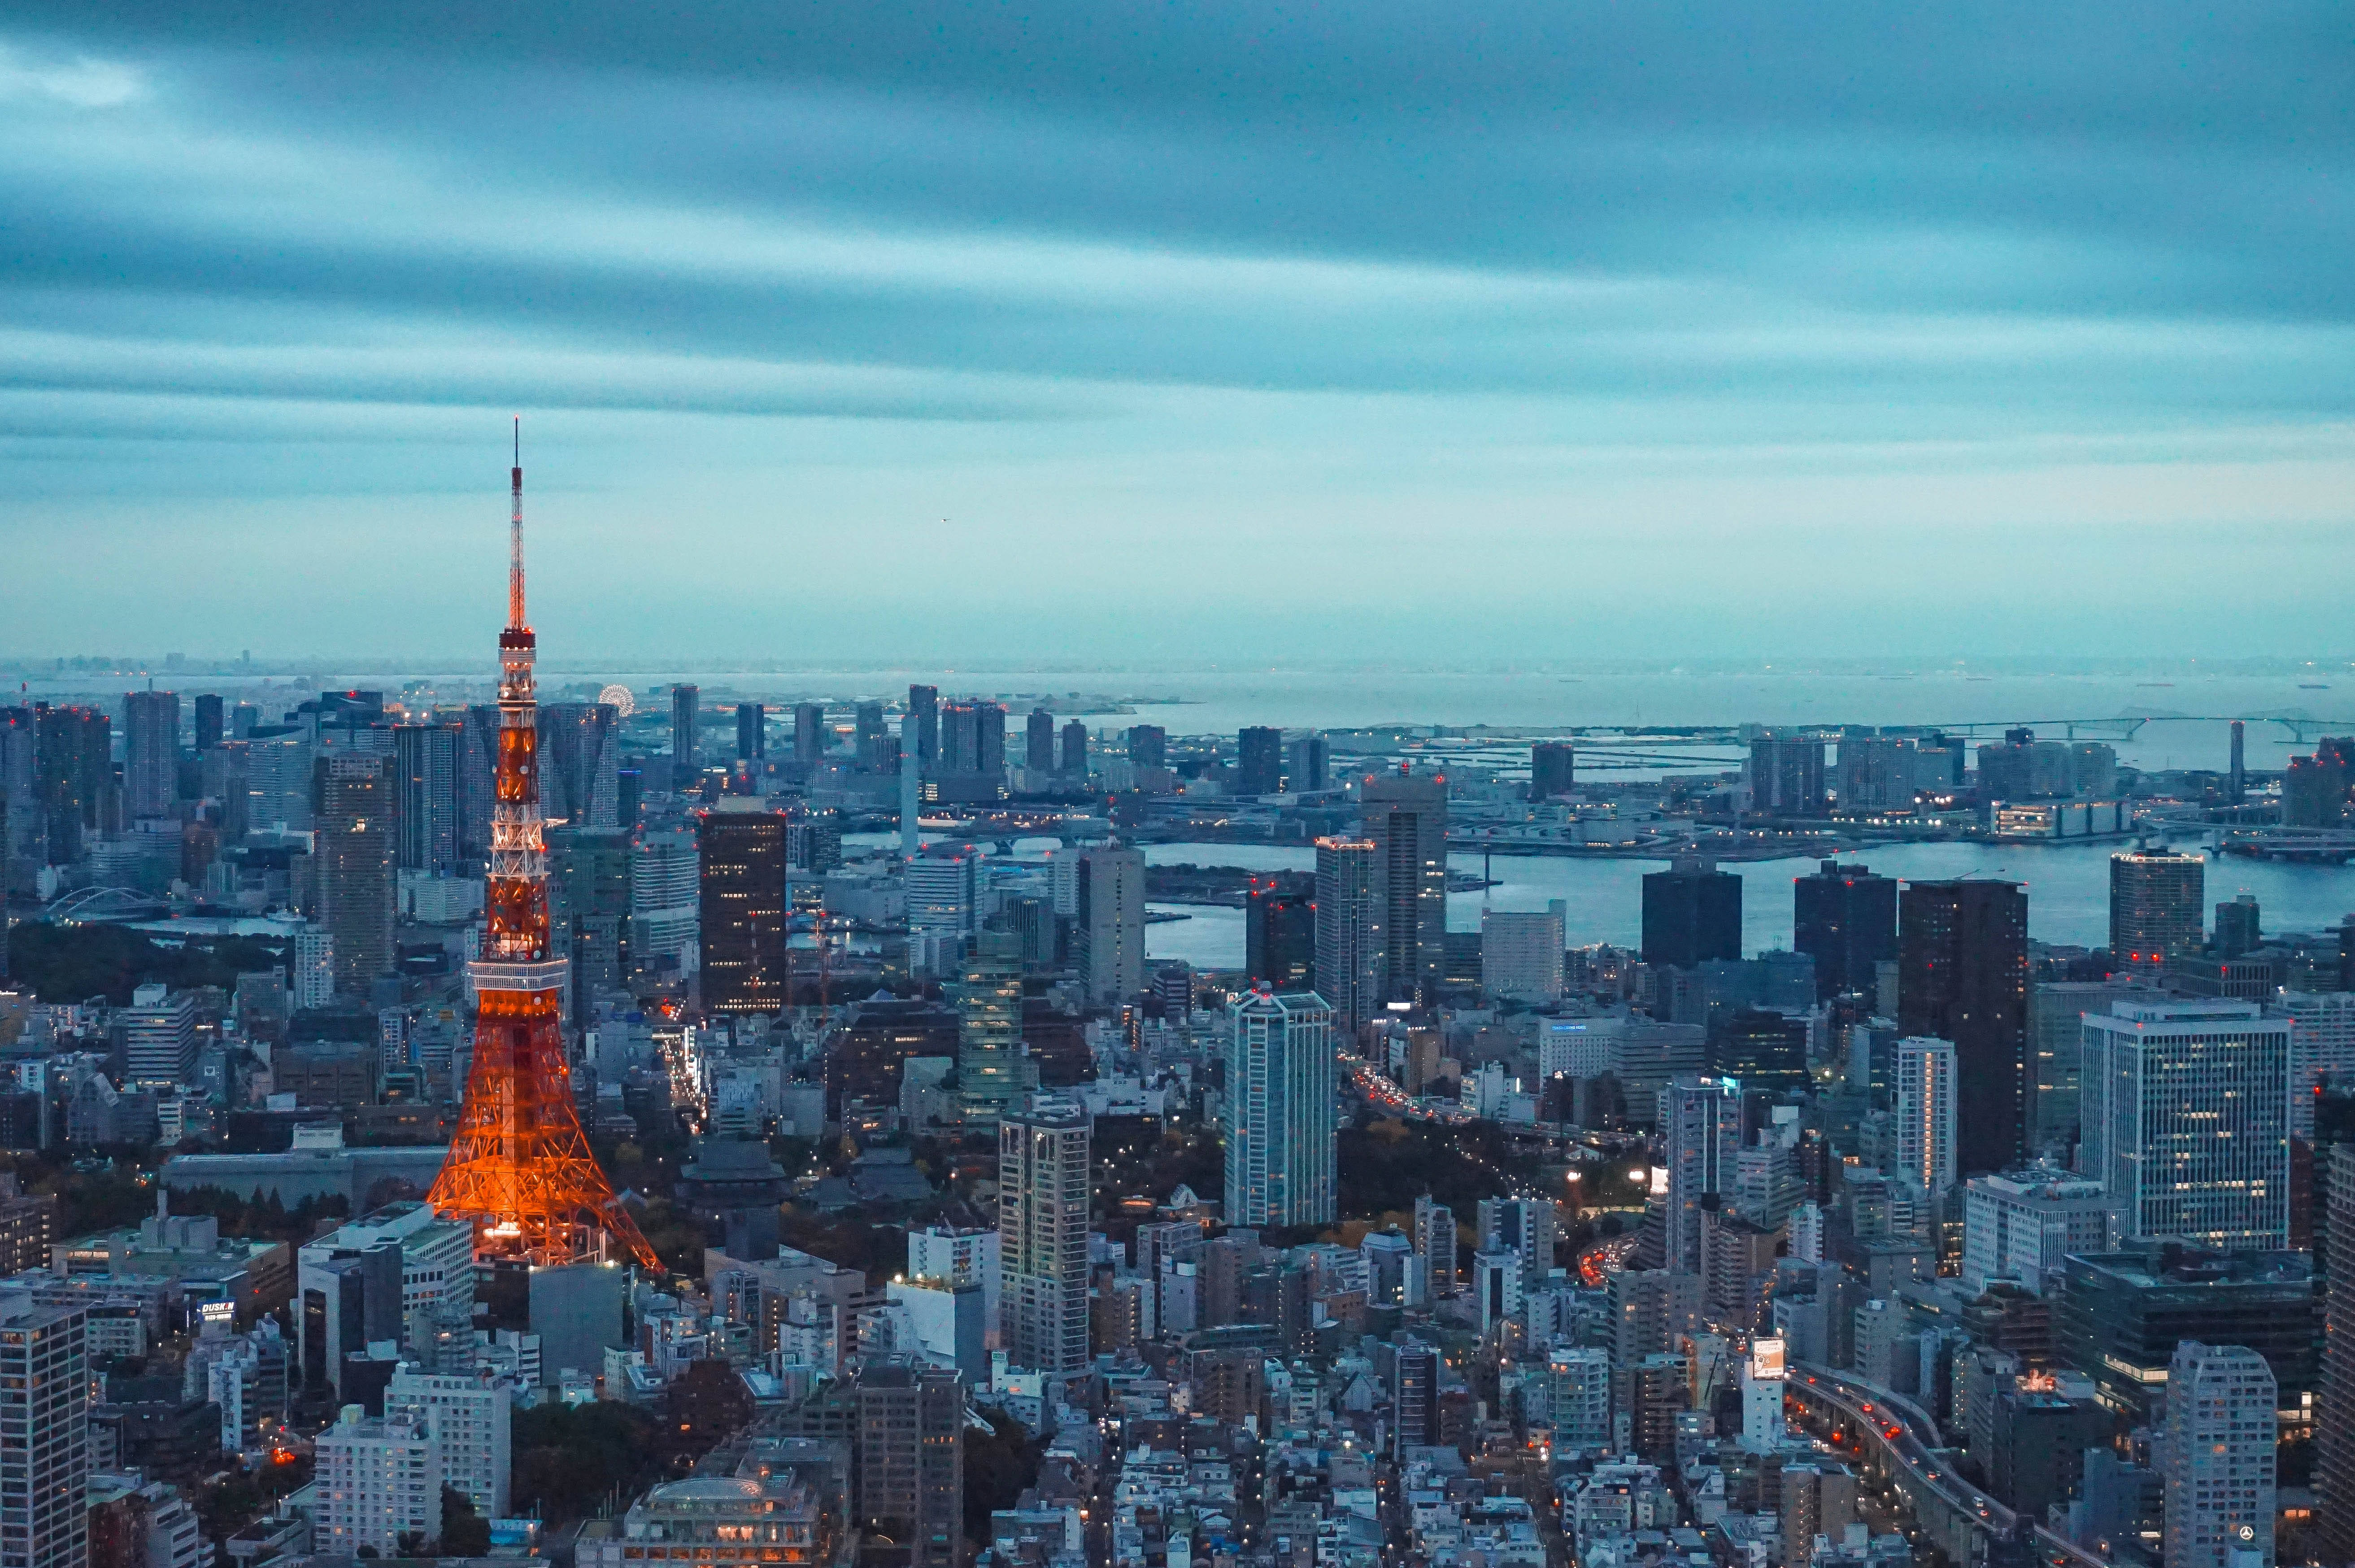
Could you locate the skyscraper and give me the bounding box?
[696,801,789,1015]
[906,852,979,940]
[1891,1037,1957,1198]
[1026,709,1055,771]
[1285,734,1329,793]
[1245,882,1315,992]
[1476,1196,1558,1300]
[1059,719,1087,777]
[0,1294,89,1568]
[1360,769,1448,1006]
[193,693,224,753]
[122,688,179,819]
[1127,725,1166,769]
[1530,741,1575,801]
[1899,878,2028,1176]
[538,703,618,830]
[1641,855,1741,967]
[2229,719,2246,804]
[317,753,396,996]
[1748,734,1825,817]
[855,1361,965,1568]
[2160,1342,2275,1568]
[999,1097,1089,1372]
[1792,859,1897,1000]
[954,927,1028,1126]
[36,705,109,862]
[1224,990,1336,1227]
[736,702,765,761]
[1236,727,1283,796]
[1660,1076,1742,1275]
[2080,999,2290,1250]
[1076,845,1145,1003]
[1414,1194,1458,1298]
[669,684,699,789]
[907,684,939,768]
[1313,836,1380,1029]
[2109,848,2205,968]
[392,723,461,875]
[793,702,825,767]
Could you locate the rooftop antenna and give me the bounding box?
[509,415,526,631]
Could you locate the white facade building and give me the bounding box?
[1892,1037,1958,1197]
[1960,1166,2116,1296]
[314,1407,440,1556]
[121,985,199,1086]
[907,1227,1001,1335]
[2283,990,2355,1138]
[999,1096,1090,1373]
[2160,1342,2275,1568]
[2081,1000,2291,1250]
[1481,905,1567,1004]
[1224,991,1337,1227]
[387,1366,511,1518]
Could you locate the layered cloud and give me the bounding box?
[2,4,2351,658]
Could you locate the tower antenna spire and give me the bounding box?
[509,415,526,631]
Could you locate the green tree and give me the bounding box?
[440,1485,492,1555]
[962,1410,1040,1546]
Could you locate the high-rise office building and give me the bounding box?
[1279,735,1325,795]
[1127,725,1166,769]
[670,685,700,789]
[793,703,825,767]
[2081,999,2290,1250]
[1792,859,1897,1000]
[1899,878,2029,1176]
[122,983,198,1085]
[36,705,110,863]
[2110,849,2205,968]
[1059,719,1087,778]
[696,802,789,1015]
[1960,1167,2115,1297]
[0,1294,89,1568]
[1026,709,1055,771]
[122,689,179,819]
[735,702,765,761]
[936,702,1007,778]
[1481,905,1566,1003]
[1076,845,1145,1003]
[855,1360,965,1568]
[1892,1037,1958,1198]
[1641,855,1741,967]
[538,702,619,831]
[1748,735,1825,816]
[907,684,939,767]
[629,828,700,976]
[2160,1342,2275,1568]
[954,928,1028,1126]
[1530,741,1576,801]
[1660,1076,1742,1275]
[853,701,886,763]
[392,723,461,875]
[1245,883,1315,992]
[1236,727,1283,796]
[193,694,224,753]
[2285,989,2355,1138]
[317,754,396,997]
[1361,769,1448,1006]
[906,853,978,938]
[2213,893,2260,958]
[999,1097,1089,1372]
[1313,836,1380,1029]
[1224,990,1337,1227]
[457,703,500,861]
[548,828,632,1004]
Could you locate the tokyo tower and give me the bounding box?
[427,422,658,1270]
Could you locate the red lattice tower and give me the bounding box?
[427,421,657,1270]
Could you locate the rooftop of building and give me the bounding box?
[2066,1245,2312,1289]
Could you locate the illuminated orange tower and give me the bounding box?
[427,422,657,1269]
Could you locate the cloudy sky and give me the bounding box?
[5,3,2352,663]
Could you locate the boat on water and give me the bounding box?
[2301,682,2330,690]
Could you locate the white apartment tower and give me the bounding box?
[314,1406,440,1556]
[998,1097,1090,1373]
[386,1366,511,1518]
[1892,1037,1958,1198]
[0,1294,89,1568]
[2161,1342,2275,1568]
[1224,991,1338,1227]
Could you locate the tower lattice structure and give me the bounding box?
[427,422,657,1270]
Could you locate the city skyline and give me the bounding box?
[4,5,2353,659]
